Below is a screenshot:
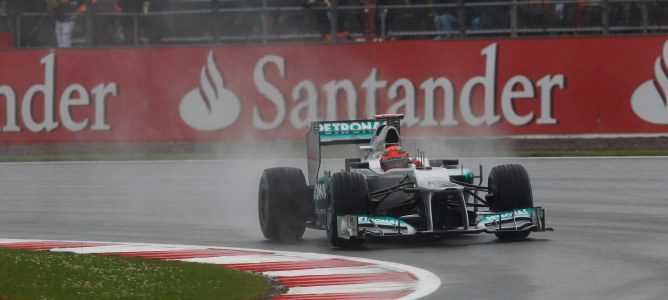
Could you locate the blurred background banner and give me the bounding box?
[0,35,666,144]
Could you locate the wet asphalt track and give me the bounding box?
[0,157,667,299]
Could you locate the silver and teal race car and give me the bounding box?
[258,114,552,248]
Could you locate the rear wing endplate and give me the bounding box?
[307,115,403,185]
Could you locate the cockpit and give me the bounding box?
[372,125,402,152]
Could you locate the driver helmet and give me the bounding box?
[380,145,409,171]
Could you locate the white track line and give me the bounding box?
[180,254,308,264]
[50,244,207,254]
[264,265,393,277]
[284,281,419,295]
[0,238,41,244]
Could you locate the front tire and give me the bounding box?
[258,167,308,241]
[488,164,534,240]
[327,172,369,248]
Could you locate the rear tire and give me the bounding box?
[487,164,534,240]
[327,172,368,248]
[258,167,308,241]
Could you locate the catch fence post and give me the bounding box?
[86,0,94,46]
[380,6,387,40]
[601,0,610,35]
[261,0,269,44]
[133,13,139,46]
[16,14,21,47]
[330,0,339,42]
[212,0,220,42]
[641,0,649,34]
[457,0,465,37]
[510,0,518,37]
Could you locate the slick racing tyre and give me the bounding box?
[488,164,534,240]
[327,172,369,248]
[258,167,308,241]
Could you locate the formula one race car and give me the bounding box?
[258,114,551,248]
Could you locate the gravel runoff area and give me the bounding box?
[0,136,666,161]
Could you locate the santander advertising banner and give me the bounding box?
[0,36,667,144]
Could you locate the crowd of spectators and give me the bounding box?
[0,0,666,48]
[1,0,168,47]
[287,0,666,40]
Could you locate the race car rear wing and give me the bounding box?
[307,114,403,185]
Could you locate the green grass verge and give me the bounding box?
[0,247,281,299]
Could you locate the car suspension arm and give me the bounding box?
[451,179,490,192]
[463,189,489,206]
[369,175,415,198]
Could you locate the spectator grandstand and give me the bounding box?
[0,0,666,48]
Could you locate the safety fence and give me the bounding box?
[0,0,666,48]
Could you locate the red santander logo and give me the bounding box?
[631,41,668,125]
[178,43,566,131]
[178,52,242,131]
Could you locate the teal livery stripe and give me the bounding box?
[320,132,375,142]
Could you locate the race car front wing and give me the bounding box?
[337,207,553,239]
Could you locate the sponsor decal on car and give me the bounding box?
[357,216,410,227]
[480,208,532,224]
[318,121,385,134]
[317,120,387,142]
